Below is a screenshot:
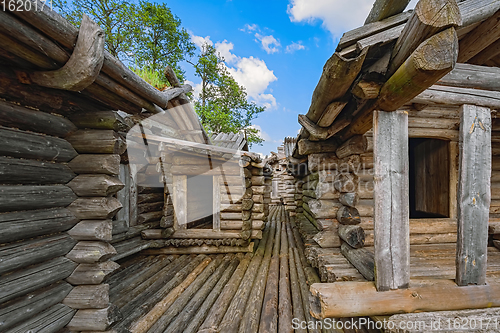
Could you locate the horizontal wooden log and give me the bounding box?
[0,156,76,185]
[313,230,341,248]
[0,99,77,137]
[111,236,153,261]
[68,220,112,241]
[67,154,120,175]
[70,111,131,132]
[310,279,500,318]
[68,197,122,219]
[0,281,72,332]
[298,138,338,156]
[0,256,77,304]
[0,126,77,162]
[138,201,163,214]
[298,114,350,141]
[438,63,500,91]
[220,220,265,230]
[336,135,372,159]
[63,284,109,309]
[66,261,120,285]
[66,241,117,264]
[0,185,76,213]
[412,84,500,109]
[458,10,500,63]
[0,233,76,275]
[137,211,163,224]
[171,229,262,239]
[143,242,254,255]
[378,27,458,111]
[0,207,78,243]
[66,130,126,154]
[5,303,75,333]
[141,228,175,239]
[111,221,160,244]
[67,174,124,197]
[137,192,164,204]
[67,305,122,331]
[340,242,375,281]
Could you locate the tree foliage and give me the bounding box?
[55,0,194,80]
[193,43,265,146]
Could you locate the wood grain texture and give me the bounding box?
[373,110,409,291]
[0,185,77,212]
[0,156,76,185]
[456,104,491,286]
[67,154,120,175]
[458,10,500,63]
[364,0,411,24]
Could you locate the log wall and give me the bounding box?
[0,99,81,332]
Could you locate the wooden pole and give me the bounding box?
[456,104,491,286]
[373,110,409,291]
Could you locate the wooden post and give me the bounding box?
[456,104,491,286]
[213,175,221,231]
[173,175,187,229]
[373,110,409,291]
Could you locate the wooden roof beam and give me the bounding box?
[364,0,412,25]
[438,63,500,91]
[458,10,500,63]
[387,0,461,77]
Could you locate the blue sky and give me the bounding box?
[165,0,417,156]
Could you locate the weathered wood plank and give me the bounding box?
[68,219,113,241]
[438,63,500,91]
[341,242,375,281]
[5,303,75,333]
[412,84,500,109]
[63,284,109,309]
[67,305,122,331]
[0,208,78,243]
[456,104,491,286]
[0,256,77,304]
[67,154,120,175]
[0,185,77,212]
[0,126,77,162]
[309,279,500,318]
[173,175,187,229]
[458,10,500,63]
[0,156,76,185]
[364,0,411,25]
[66,261,120,285]
[373,110,409,291]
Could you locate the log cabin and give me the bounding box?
[0,4,280,332]
[286,0,500,325]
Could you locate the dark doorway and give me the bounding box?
[186,175,213,228]
[409,138,450,218]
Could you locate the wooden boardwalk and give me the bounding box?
[106,205,379,333]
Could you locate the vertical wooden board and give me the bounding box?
[213,176,221,231]
[449,141,459,219]
[129,164,138,226]
[456,104,491,286]
[373,110,410,291]
[116,163,130,227]
[173,175,187,229]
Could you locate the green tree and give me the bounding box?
[192,43,264,147]
[133,1,195,78]
[55,0,137,59]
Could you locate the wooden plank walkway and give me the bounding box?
[106,205,380,332]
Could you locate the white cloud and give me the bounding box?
[255,34,281,54]
[190,34,278,110]
[241,23,258,32]
[249,124,272,142]
[214,40,238,63]
[285,41,305,53]
[287,0,416,37]
[191,34,213,48]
